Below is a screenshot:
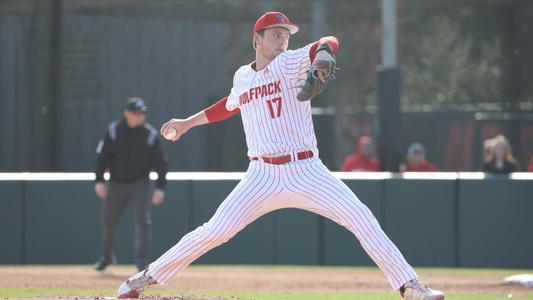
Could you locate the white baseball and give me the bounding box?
[163,128,177,140]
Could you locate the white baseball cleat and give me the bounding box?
[117,269,157,298]
[401,279,445,300]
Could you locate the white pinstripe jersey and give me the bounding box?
[226,43,317,158]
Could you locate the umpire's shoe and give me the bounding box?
[117,269,157,298]
[94,257,116,271]
[400,279,445,300]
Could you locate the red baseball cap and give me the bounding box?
[253,12,299,35]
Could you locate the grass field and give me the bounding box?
[1,265,532,299]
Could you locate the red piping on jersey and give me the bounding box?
[204,96,240,123]
[309,36,339,62]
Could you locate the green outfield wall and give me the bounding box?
[1,173,532,268]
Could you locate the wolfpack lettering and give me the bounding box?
[239,80,281,105]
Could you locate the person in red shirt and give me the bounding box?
[340,136,380,172]
[400,142,438,172]
[528,154,533,172]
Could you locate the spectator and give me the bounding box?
[482,138,496,165]
[340,136,380,171]
[93,97,168,272]
[529,154,533,172]
[482,135,519,174]
[400,142,439,172]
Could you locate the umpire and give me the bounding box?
[94,97,168,272]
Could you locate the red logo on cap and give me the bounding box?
[253,11,299,35]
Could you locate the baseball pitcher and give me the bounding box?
[117,12,444,300]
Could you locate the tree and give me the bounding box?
[402,15,501,106]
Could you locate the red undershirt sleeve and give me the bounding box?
[204,96,240,123]
[309,36,339,62]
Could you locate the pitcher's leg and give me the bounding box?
[148,163,281,284]
[286,161,417,290]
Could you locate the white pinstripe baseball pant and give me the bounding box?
[148,157,417,290]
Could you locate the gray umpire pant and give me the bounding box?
[102,178,151,267]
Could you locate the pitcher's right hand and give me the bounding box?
[160,118,192,142]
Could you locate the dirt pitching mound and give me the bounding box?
[2,265,533,299]
[12,297,248,300]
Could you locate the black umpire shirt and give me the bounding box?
[95,119,168,189]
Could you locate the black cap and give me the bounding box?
[125,97,148,112]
